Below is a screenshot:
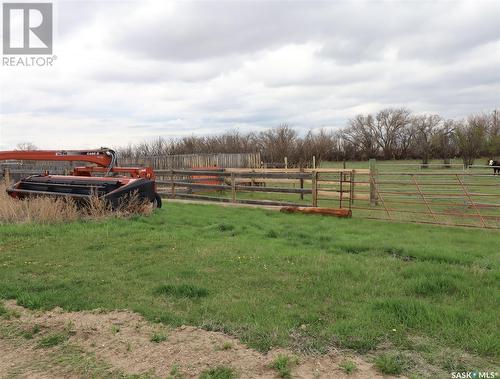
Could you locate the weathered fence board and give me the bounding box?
[120,153,261,169]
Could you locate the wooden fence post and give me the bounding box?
[284,157,288,170]
[311,171,318,207]
[349,170,355,208]
[3,168,10,185]
[231,172,236,203]
[170,169,175,199]
[312,156,316,169]
[299,166,304,200]
[369,159,378,206]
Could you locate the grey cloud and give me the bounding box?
[397,2,500,62]
[55,1,123,39]
[1,0,499,150]
[111,2,328,61]
[90,56,242,84]
[110,1,500,68]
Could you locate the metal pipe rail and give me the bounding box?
[351,206,500,220]
[377,172,499,177]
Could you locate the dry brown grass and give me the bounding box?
[0,183,153,224]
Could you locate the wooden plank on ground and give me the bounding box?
[280,207,352,217]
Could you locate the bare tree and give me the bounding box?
[374,108,412,159]
[412,114,441,166]
[486,109,500,156]
[15,142,38,150]
[296,129,336,167]
[431,119,457,167]
[396,121,417,159]
[336,132,357,161]
[342,114,378,159]
[454,117,487,167]
[259,124,298,164]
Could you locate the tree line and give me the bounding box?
[340,108,499,166]
[117,108,499,167]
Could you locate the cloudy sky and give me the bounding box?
[0,0,499,150]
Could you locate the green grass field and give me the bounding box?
[1,203,499,377]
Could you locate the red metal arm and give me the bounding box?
[0,148,155,181]
[0,148,115,168]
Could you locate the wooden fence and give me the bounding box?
[154,168,370,209]
[153,164,500,228]
[0,162,71,176]
[2,159,499,229]
[119,152,261,169]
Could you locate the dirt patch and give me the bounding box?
[0,339,53,379]
[0,300,402,378]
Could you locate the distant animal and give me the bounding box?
[488,159,500,175]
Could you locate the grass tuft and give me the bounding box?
[374,353,404,375]
[0,302,19,319]
[340,245,369,254]
[411,277,460,296]
[270,355,298,379]
[221,341,233,350]
[168,363,183,379]
[372,298,436,328]
[150,332,167,343]
[37,333,68,348]
[199,366,237,379]
[216,223,234,232]
[22,324,41,339]
[339,359,357,374]
[265,230,278,238]
[385,247,416,261]
[0,302,8,318]
[215,341,233,351]
[155,284,209,299]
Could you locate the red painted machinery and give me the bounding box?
[0,148,161,208]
